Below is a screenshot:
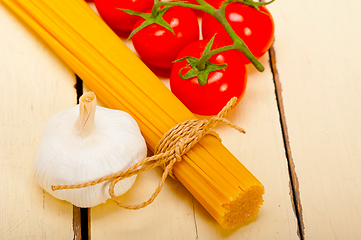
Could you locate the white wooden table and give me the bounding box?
[1,0,360,239]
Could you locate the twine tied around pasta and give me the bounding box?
[51,97,245,210]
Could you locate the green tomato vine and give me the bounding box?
[121,0,275,85]
[160,0,274,73]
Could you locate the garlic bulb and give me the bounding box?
[33,92,147,208]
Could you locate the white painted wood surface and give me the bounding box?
[3,0,361,239]
[268,0,361,239]
[0,4,76,239]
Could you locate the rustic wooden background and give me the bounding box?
[1,0,360,239]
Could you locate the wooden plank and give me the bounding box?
[268,0,361,239]
[192,55,299,239]
[86,12,299,238]
[0,4,76,239]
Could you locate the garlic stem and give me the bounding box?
[75,92,97,138]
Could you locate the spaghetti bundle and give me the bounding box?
[1,0,264,229]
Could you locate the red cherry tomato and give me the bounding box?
[94,0,154,32]
[132,6,199,69]
[202,0,274,64]
[170,38,247,115]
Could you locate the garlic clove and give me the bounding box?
[34,92,147,207]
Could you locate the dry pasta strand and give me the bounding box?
[1,0,265,229]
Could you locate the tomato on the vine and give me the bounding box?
[131,6,199,69]
[170,38,247,116]
[94,0,154,32]
[202,0,274,64]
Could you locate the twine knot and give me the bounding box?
[51,97,245,210]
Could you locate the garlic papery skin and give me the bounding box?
[33,92,147,208]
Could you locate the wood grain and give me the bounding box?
[268,0,361,238]
[0,4,76,239]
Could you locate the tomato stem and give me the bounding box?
[159,1,215,15]
[197,44,234,70]
[122,0,176,39]
[151,0,159,17]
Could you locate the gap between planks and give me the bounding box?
[268,45,305,239]
[73,75,91,240]
[260,0,304,237]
